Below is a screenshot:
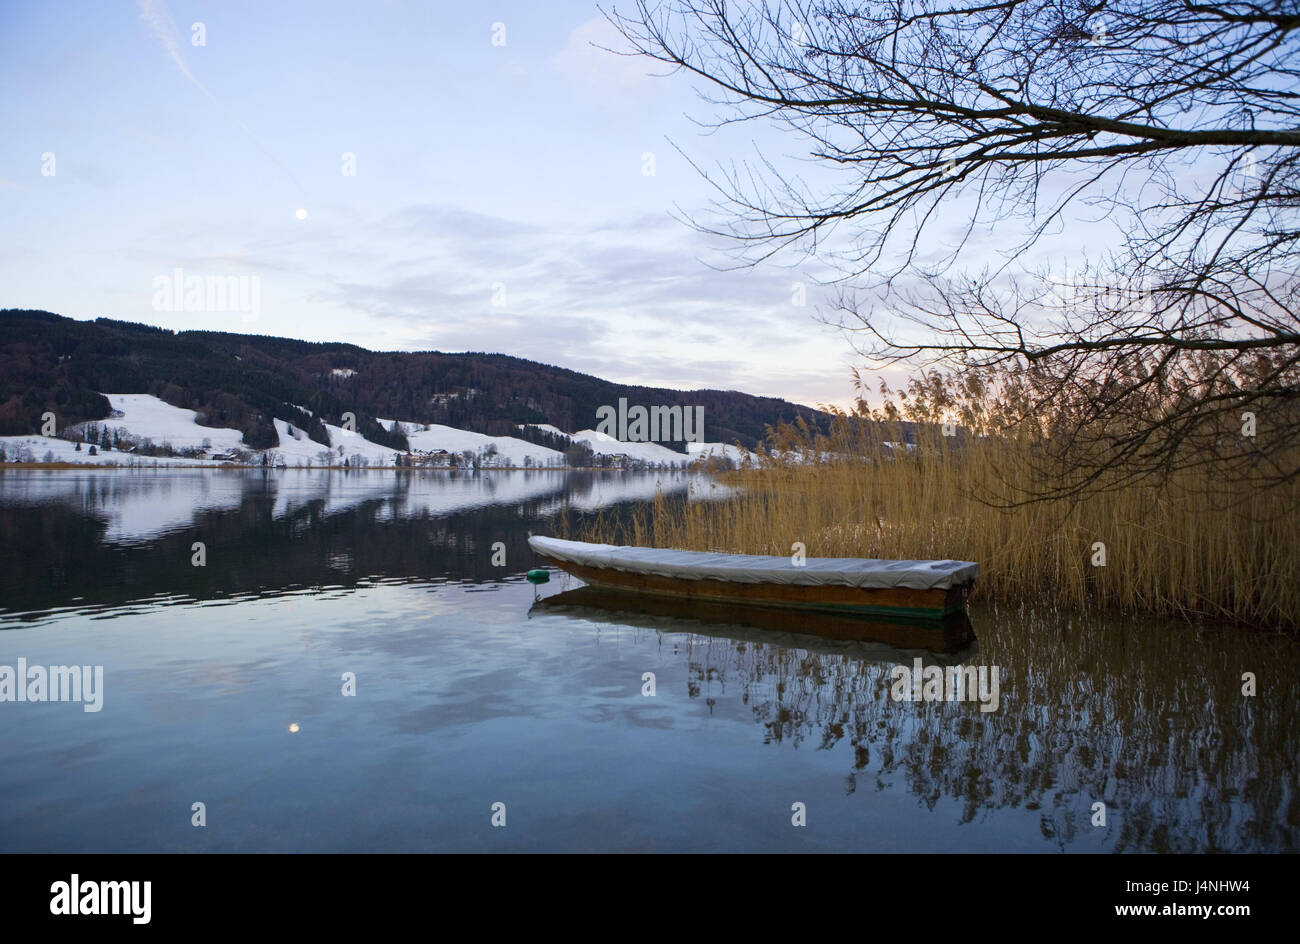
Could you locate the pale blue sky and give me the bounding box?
[0,1,1118,409]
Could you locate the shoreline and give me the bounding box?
[0,462,697,472]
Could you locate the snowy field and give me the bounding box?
[390,421,566,467]
[1,395,760,469]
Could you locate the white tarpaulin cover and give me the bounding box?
[529,536,979,590]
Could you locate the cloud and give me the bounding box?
[555,16,657,91]
[136,0,304,195]
[309,203,842,401]
[135,0,203,89]
[115,194,853,405]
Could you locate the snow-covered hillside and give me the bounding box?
[0,394,244,466]
[567,429,689,464]
[90,394,245,452]
[0,434,217,467]
[519,422,756,467]
[0,394,763,469]
[388,421,566,467]
[269,419,334,465]
[322,422,402,465]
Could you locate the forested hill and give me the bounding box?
[0,309,831,452]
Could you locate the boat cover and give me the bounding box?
[529,536,979,590]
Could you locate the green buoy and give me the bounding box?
[526,569,550,585]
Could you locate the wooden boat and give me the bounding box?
[528,536,977,621]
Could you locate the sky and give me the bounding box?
[0,1,1142,412]
[0,0,879,409]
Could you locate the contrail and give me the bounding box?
[137,0,307,198]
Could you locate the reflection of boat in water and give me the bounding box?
[530,585,977,655]
[528,536,978,622]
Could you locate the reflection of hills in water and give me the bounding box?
[0,469,708,621]
[0,468,711,544]
[534,589,1299,853]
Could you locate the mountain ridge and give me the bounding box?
[0,309,832,452]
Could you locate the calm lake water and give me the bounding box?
[0,468,1295,853]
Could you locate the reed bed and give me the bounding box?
[576,421,1300,631]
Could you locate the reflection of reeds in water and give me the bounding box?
[550,595,1298,852]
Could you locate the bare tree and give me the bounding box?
[609,0,1300,495]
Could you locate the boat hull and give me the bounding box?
[536,554,972,621]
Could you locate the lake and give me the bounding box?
[0,468,1295,852]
